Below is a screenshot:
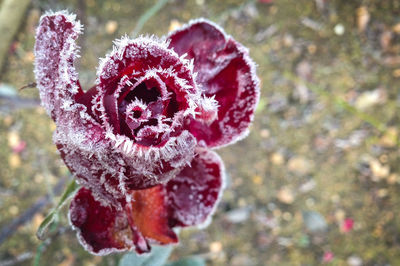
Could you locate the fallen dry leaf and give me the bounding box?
[277,187,295,204]
[356,6,370,33]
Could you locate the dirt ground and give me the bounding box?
[1,0,400,265]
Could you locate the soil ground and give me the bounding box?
[1,0,400,265]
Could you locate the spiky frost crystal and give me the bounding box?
[34,10,259,255]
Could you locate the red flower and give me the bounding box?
[34,11,259,255]
[341,218,354,233]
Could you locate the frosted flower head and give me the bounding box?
[34,10,259,255]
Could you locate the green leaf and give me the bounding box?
[255,97,266,113]
[36,179,79,240]
[166,257,206,266]
[131,0,169,37]
[119,245,173,266]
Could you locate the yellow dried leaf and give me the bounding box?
[277,187,294,204]
[3,116,13,126]
[24,51,35,63]
[387,174,399,185]
[9,205,19,215]
[287,156,314,175]
[9,154,21,168]
[210,241,223,253]
[49,121,56,131]
[105,20,118,34]
[393,23,400,34]
[369,159,390,179]
[377,189,388,198]
[8,131,20,148]
[379,127,398,147]
[270,152,284,165]
[392,69,400,78]
[380,30,392,51]
[260,129,270,138]
[169,19,182,32]
[33,213,44,230]
[357,6,370,32]
[307,44,317,54]
[334,209,345,222]
[252,175,263,185]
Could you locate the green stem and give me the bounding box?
[33,243,45,266]
[36,179,79,240]
[33,222,58,266]
[131,0,169,37]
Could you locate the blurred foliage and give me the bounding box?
[1,0,400,265]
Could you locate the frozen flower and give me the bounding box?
[34,10,259,254]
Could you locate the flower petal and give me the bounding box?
[70,186,178,255]
[34,10,83,120]
[90,36,202,189]
[127,186,178,245]
[34,10,103,133]
[35,11,110,201]
[168,19,260,148]
[69,187,133,255]
[69,150,225,255]
[165,149,225,227]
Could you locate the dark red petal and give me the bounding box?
[75,85,103,124]
[127,186,178,245]
[70,187,178,255]
[34,11,83,121]
[90,36,200,190]
[168,20,260,148]
[69,188,133,255]
[57,144,126,204]
[166,149,225,227]
[35,12,106,195]
[34,11,103,131]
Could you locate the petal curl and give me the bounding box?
[90,36,202,189]
[70,187,178,255]
[34,10,103,133]
[34,10,83,120]
[166,149,225,227]
[168,19,260,148]
[69,187,133,255]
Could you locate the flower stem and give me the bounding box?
[131,0,170,37]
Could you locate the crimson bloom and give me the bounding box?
[34,11,259,255]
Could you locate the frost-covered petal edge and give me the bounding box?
[167,18,260,149]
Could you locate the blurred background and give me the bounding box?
[1,0,400,265]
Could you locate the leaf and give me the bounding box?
[166,257,206,266]
[255,97,266,113]
[36,179,79,240]
[119,245,173,266]
[131,0,169,37]
[297,234,310,248]
[302,211,327,233]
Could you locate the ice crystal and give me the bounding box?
[34,10,259,255]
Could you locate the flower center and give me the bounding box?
[124,82,160,105]
[116,79,179,146]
